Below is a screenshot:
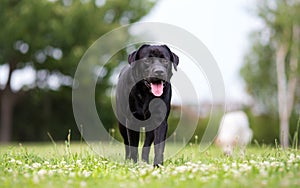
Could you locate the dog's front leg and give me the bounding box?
[118,123,130,160]
[153,122,168,166]
[127,128,140,163]
[142,131,154,163]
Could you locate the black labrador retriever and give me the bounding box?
[116,44,179,166]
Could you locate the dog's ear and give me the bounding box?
[171,52,179,71]
[128,51,137,64]
[128,44,150,64]
[162,45,179,71]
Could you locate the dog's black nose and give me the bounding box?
[154,69,164,76]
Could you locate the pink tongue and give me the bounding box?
[150,82,164,97]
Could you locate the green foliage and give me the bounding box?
[0,0,156,74]
[246,110,280,145]
[0,0,157,141]
[0,143,300,188]
[240,0,300,141]
[240,33,278,113]
[14,87,81,141]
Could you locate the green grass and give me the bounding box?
[0,143,300,188]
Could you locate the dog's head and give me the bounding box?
[128,44,179,97]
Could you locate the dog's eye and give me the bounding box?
[161,59,169,64]
[144,59,151,64]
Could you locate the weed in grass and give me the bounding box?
[65,129,72,156]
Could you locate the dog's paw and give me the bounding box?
[153,163,163,168]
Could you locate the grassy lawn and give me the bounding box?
[0,142,300,188]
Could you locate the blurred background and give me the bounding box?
[0,0,299,147]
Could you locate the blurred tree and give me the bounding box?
[241,0,300,148]
[0,0,156,142]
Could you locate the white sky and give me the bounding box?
[141,0,263,104]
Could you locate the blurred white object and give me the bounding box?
[216,111,253,156]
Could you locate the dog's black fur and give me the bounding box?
[116,44,179,166]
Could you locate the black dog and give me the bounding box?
[116,44,179,166]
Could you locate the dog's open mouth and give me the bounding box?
[145,78,164,97]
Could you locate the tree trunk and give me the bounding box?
[275,24,299,149]
[276,43,289,148]
[287,25,300,117]
[0,90,14,143]
[0,61,17,143]
[279,112,289,148]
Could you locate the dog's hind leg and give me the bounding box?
[142,131,154,163]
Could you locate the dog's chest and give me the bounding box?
[129,89,152,120]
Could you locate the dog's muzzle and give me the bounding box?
[144,78,164,97]
[145,68,168,97]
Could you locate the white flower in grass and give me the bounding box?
[24,164,30,169]
[139,168,148,176]
[199,164,210,173]
[6,168,13,173]
[172,170,178,176]
[211,174,218,179]
[222,164,230,171]
[186,162,200,171]
[270,162,277,167]
[32,162,41,168]
[188,174,194,179]
[288,156,295,164]
[69,172,76,178]
[82,170,91,178]
[64,164,70,169]
[9,158,15,163]
[230,169,241,177]
[68,167,74,172]
[262,161,270,167]
[43,161,50,165]
[80,181,87,187]
[37,169,47,176]
[175,165,188,173]
[24,173,30,178]
[16,160,22,165]
[269,157,276,161]
[57,169,63,174]
[191,167,199,173]
[151,169,161,178]
[239,163,252,172]
[48,170,55,176]
[51,164,57,169]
